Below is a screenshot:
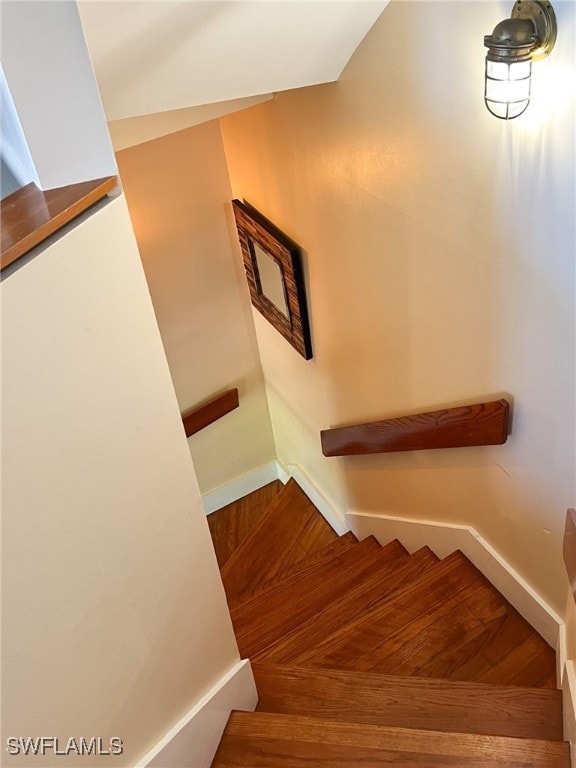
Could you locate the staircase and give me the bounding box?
[210,479,569,767]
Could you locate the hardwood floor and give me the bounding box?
[208,481,566,766]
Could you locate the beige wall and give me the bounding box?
[221,0,576,612]
[116,121,275,495]
[566,591,576,656]
[1,196,240,766]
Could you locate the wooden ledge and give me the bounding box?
[182,388,240,437]
[1,175,117,272]
[321,399,510,457]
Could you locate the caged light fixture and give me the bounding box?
[484,0,557,119]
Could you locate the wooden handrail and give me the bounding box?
[321,399,510,457]
[182,388,239,438]
[1,176,117,272]
[564,509,576,602]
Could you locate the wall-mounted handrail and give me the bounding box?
[564,509,576,602]
[321,399,510,457]
[182,388,239,438]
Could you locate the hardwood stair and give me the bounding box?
[252,663,563,740]
[221,479,337,602]
[213,711,568,767]
[209,480,567,767]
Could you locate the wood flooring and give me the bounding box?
[209,479,567,767]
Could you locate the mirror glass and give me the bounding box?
[252,240,290,319]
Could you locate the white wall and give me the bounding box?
[1,0,116,189]
[78,1,388,121]
[221,0,576,613]
[1,196,241,766]
[116,121,276,496]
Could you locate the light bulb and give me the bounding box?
[485,59,532,120]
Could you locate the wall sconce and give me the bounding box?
[484,0,557,119]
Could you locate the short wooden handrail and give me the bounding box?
[182,388,239,438]
[1,176,117,272]
[564,509,576,602]
[321,399,510,457]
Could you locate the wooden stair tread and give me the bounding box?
[421,605,553,688]
[231,534,383,613]
[211,711,570,767]
[221,479,337,601]
[230,531,362,609]
[252,663,564,741]
[209,485,564,766]
[232,537,387,658]
[261,531,359,584]
[289,550,480,664]
[256,546,438,665]
[291,551,501,670]
[350,573,555,687]
[208,480,282,568]
[471,632,557,688]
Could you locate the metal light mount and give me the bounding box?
[484,1,557,119]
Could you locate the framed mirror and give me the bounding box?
[232,199,312,359]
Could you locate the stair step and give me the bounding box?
[286,550,478,665]
[467,630,557,688]
[351,568,554,687]
[294,556,555,686]
[292,551,532,678]
[252,663,564,741]
[264,531,359,584]
[230,532,361,609]
[231,536,386,658]
[208,480,283,568]
[221,479,337,602]
[211,711,570,767]
[257,545,438,665]
[229,536,409,611]
[405,588,530,678]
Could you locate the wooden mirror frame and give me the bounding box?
[232,199,312,360]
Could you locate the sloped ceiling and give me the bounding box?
[108,94,273,152]
[79,1,389,124]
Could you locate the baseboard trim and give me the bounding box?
[202,461,285,515]
[562,661,576,766]
[559,622,569,687]
[202,465,560,648]
[348,510,562,649]
[287,463,349,535]
[135,659,257,768]
[276,460,290,486]
[201,461,346,538]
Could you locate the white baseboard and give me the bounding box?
[202,461,285,515]
[348,510,562,649]
[563,661,576,766]
[287,463,349,536]
[560,622,569,687]
[275,460,290,485]
[202,464,560,649]
[201,460,347,538]
[135,659,257,768]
